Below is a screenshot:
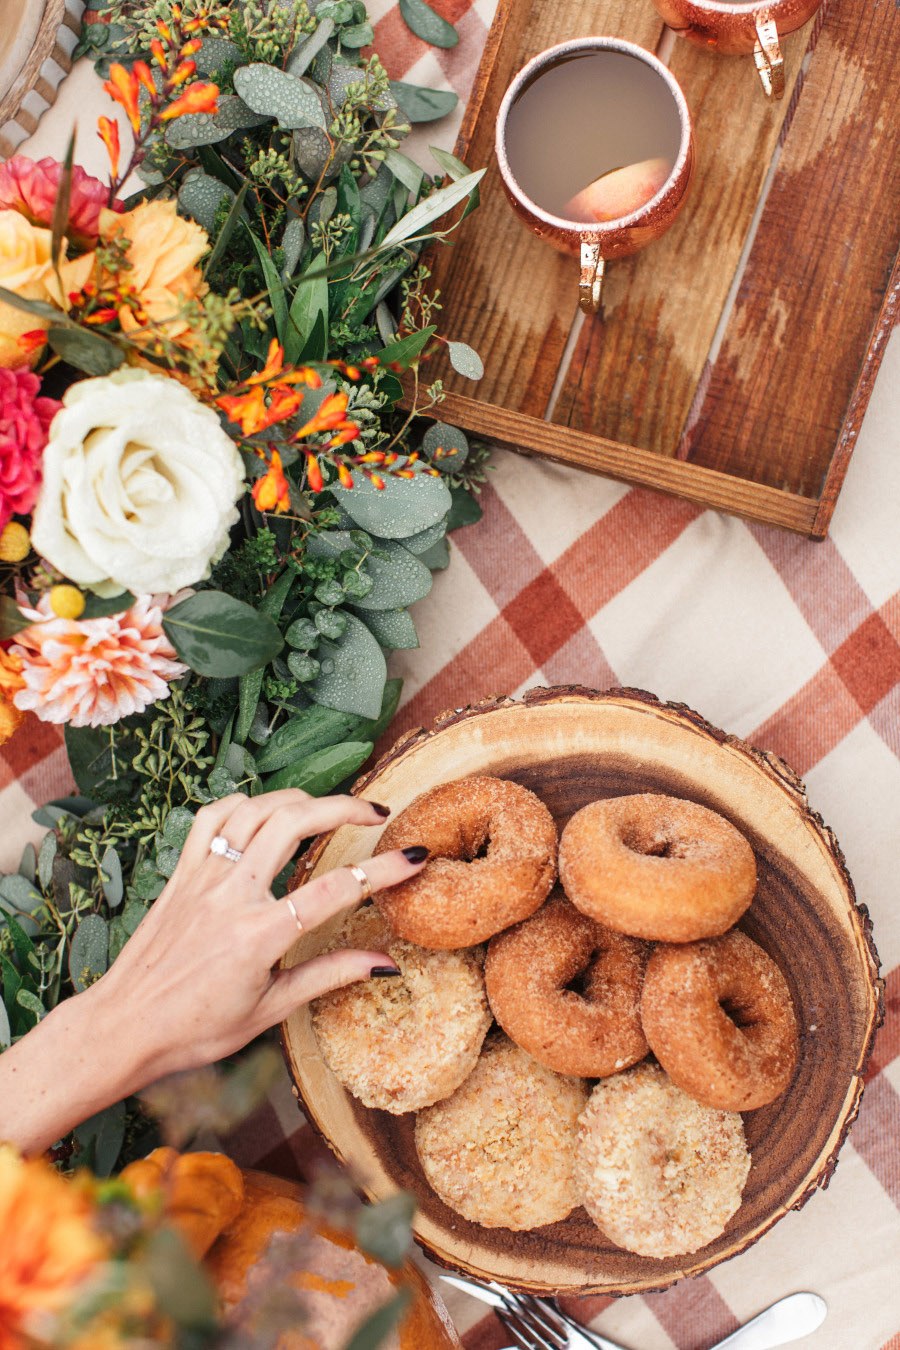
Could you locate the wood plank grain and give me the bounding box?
[436,391,818,533]
[551,10,818,452]
[685,0,900,499]
[427,0,665,417]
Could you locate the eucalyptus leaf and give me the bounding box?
[402,515,448,554]
[446,483,483,531]
[285,249,328,364]
[390,81,458,123]
[100,847,123,909]
[292,125,333,181]
[379,169,484,249]
[194,37,243,76]
[37,833,57,890]
[247,229,288,340]
[74,1101,126,1177]
[287,652,320,682]
[163,592,284,678]
[286,617,320,650]
[109,899,149,961]
[165,94,268,147]
[255,678,400,773]
[0,1000,10,1051]
[18,843,36,885]
[234,64,327,130]
[308,532,432,610]
[399,0,459,47]
[422,420,469,472]
[65,725,118,796]
[311,612,386,720]
[288,17,335,76]
[354,606,419,649]
[282,215,306,276]
[0,875,44,916]
[331,464,451,539]
[155,846,181,879]
[344,1289,411,1350]
[47,327,124,376]
[0,286,71,322]
[69,914,109,993]
[163,806,196,850]
[15,989,46,1025]
[356,1193,415,1268]
[416,536,450,570]
[447,340,484,380]
[177,169,235,234]
[372,325,435,369]
[341,20,374,46]
[81,590,135,619]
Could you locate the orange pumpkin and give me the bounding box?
[206,1170,461,1350]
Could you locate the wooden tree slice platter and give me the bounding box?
[281,687,882,1296]
[421,0,899,538]
[0,0,83,161]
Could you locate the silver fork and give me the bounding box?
[441,1273,828,1350]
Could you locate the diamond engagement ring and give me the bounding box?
[210,835,243,863]
[347,863,372,901]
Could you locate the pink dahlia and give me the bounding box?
[0,368,61,530]
[12,594,188,727]
[0,156,123,246]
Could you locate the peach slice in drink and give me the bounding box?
[564,157,672,223]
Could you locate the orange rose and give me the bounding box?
[99,200,208,348]
[0,648,25,745]
[0,214,62,369]
[0,1146,108,1347]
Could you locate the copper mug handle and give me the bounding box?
[579,240,606,314]
[753,13,785,99]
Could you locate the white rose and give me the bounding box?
[31,369,245,596]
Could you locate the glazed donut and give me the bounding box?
[574,1062,750,1257]
[415,1036,588,1230]
[373,776,557,948]
[311,906,492,1113]
[484,893,649,1078]
[559,793,756,942]
[640,929,798,1111]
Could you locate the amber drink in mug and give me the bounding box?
[495,38,694,314]
[650,0,824,98]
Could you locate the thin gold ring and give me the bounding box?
[347,863,372,902]
[285,897,303,935]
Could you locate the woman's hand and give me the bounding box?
[0,789,427,1155]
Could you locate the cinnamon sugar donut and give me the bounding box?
[574,1063,751,1257]
[485,893,650,1078]
[641,929,798,1111]
[373,776,557,948]
[415,1036,588,1230]
[559,794,756,942]
[311,907,491,1113]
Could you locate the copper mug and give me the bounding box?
[650,0,824,98]
[495,38,694,315]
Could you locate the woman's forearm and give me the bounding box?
[0,981,148,1156]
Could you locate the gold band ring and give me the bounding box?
[285,897,303,935]
[347,864,372,902]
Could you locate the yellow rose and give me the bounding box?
[99,200,208,348]
[0,213,61,368]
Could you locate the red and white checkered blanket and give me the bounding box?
[4,2,899,1345]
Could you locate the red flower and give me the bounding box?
[251,450,291,514]
[0,156,122,246]
[0,368,61,530]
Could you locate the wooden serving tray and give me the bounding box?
[424,0,899,538]
[281,687,882,1296]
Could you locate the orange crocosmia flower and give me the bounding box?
[293,392,349,439]
[336,463,354,489]
[217,386,266,437]
[150,37,168,69]
[103,63,142,133]
[247,339,285,386]
[17,329,48,357]
[306,453,324,493]
[96,116,120,179]
[0,1146,108,1345]
[327,424,360,448]
[132,60,157,99]
[159,82,219,121]
[171,59,198,88]
[252,450,291,514]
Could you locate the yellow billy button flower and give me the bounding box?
[0,521,30,562]
[49,584,86,620]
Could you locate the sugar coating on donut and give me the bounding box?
[415,1036,588,1230]
[311,906,492,1114]
[485,893,650,1077]
[575,1063,750,1257]
[373,776,558,948]
[559,793,757,942]
[641,929,799,1111]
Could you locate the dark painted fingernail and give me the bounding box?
[370,802,391,817]
[370,965,402,978]
[402,845,429,864]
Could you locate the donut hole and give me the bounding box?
[619,824,688,860]
[719,996,760,1030]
